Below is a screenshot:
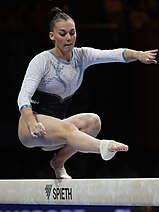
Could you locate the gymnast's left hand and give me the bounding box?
[138,49,158,64]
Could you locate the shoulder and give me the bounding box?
[74,47,95,53]
[28,50,52,66]
[73,47,97,58]
[31,50,51,61]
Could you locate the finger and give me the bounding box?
[31,132,38,138]
[146,57,155,62]
[149,55,157,59]
[149,49,158,54]
[37,122,46,134]
[37,122,43,127]
[147,60,157,64]
[151,52,158,55]
[39,130,46,136]
[35,130,46,137]
[149,54,157,58]
[151,60,157,64]
[37,122,46,131]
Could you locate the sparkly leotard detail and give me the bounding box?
[17,47,127,116]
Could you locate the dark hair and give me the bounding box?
[49,7,73,31]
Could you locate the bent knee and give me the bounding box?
[82,113,101,135]
[88,113,101,129]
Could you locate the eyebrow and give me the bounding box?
[58,28,75,32]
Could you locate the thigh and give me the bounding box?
[18,114,75,148]
[65,113,101,135]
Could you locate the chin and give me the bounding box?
[64,46,73,52]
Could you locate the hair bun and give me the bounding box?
[50,7,62,16]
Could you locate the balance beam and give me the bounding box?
[0,178,158,206]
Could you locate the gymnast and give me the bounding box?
[17,7,158,179]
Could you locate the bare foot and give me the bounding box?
[108,140,129,152]
[99,139,128,161]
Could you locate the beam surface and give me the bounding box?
[0,178,159,206]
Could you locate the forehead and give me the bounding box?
[54,19,75,30]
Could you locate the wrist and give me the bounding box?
[26,116,37,128]
[124,49,140,62]
[137,51,143,61]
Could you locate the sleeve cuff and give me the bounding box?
[19,104,31,112]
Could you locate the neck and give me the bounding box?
[51,48,72,62]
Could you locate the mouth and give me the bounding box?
[64,43,73,47]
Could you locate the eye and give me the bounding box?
[59,33,66,37]
[59,30,75,37]
[69,31,75,36]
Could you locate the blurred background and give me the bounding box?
[0,0,159,180]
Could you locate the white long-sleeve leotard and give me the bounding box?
[17,47,127,111]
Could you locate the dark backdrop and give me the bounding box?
[1,0,159,179]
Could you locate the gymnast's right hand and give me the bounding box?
[30,122,46,138]
[20,107,46,138]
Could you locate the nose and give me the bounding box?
[66,33,71,41]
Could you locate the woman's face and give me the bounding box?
[49,19,77,54]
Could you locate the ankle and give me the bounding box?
[50,158,64,170]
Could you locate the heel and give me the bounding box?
[99,140,116,160]
[54,167,72,179]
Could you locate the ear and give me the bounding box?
[49,32,54,41]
